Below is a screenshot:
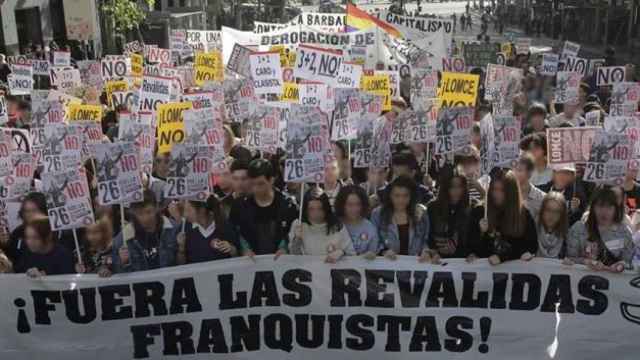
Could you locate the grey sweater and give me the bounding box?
[566,220,635,265]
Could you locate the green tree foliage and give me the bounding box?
[101,0,156,33]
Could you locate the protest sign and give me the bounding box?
[546,127,598,165]
[105,80,129,108]
[244,106,281,154]
[164,143,214,200]
[438,72,479,108]
[479,113,496,175]
[41,168,94,230]
[53,51,71,67]
[41,123,83,173]
[561,40,580,59]
[293,45,342,84]
[285,106,329,182]
[157,102,192,153]
[442,57,466,73]
[8,64,33,96]
[194,51,224,85]
[333,62,362,89]
[256,12,346,33]
[224,79,256,121]
[101,56,129,80]
[352,94,383,168]
[93,142,143,205]
[250,51,283,95]
[515,38,531,54]
[370,114,393,168]
[361,74,391,111]
[186,30,222,53]
[500,42,512,57]
[0,97,7,126]
[65,104,102,123]
[130,54,144,78]
[77,60,103,88]
[596,66,625,87]
[138,76,173,112]
[49,67,81,93]
[610,82,640,116]
[0,148,35,201]
[588,58,606,76]
[554,71,581,104]
[484,64,522,102]
[183,109,224,148]
[119,112,155,174]
[32,60,50,76]
[540,53,559,76]
[463,43,500,68]
[391,109,428,144]
[563,56,588,77]
[411,68,438,100]
[583,130,630,184]
[280,82,299,103]
[146,47,172,65]
[4,256,640,359]
[492,115,521,167]
[435,106,474,154]
[226,43,253,78]
[331,89,361,141]
[124,40,143,54]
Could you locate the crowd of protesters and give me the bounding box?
[0,14,639,280]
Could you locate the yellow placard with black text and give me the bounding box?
[279,82,299,103]
[157,102,193,153]
[438,72,479,108]
[360,74,391,111]
[130,54,143,78]
[105,80,129,108]
[194,51,223,85]
[65,103,103,122]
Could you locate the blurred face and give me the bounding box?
[307,200,325,224]
[344,194,363,221]
[231,169,250,194]
[449,177,465,203]
[514,163,532,185]
[25,226,46,253]
[542,200,564,229]
[22,200,44,222]
[86,224,106,247]
[154,153,170,178]
[471,131,481,148]
[250,176,273,197]
[594,202,616,226]
[564,103,577,117]
[531,114,545,130]
[530,145,545,162]
[553,170,574,189]
[325,160,339,183]
[216,170,232,192]
[332,143,345,160]
[367,167,387,186]
[183,201,198,224]
[491,181,506,207]
[625,167,638,181]
[461,160,480,179]
[132,205,158,231]
[390,186,411,212]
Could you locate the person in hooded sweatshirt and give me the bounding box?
[289,187,355,263]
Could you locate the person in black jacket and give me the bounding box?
[1,192,48,265]
[427,168,483,259]
[14,216,75,277]
[471,170,538,265]
[229,159,298,259]
[178,195,239,264]
[537,165,587,225]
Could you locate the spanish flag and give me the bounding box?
[346,3,401,38]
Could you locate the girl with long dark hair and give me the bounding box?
[177,195,239,264]
[334,185,379,256]
[567,187,635,272]
[15,216,75,277]
[0,192,47,264]
[289,187,355,262]
[371,175,430,258]
[427,169,483,259]
[472,170,538,265]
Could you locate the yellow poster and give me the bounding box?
[157,102,192,153]
[194,51,223,85]
[438,72,479,108]
[279,82,299,103]
[105,80,128,108]
[130,54,143,77]
[501,43,512,58]
[65,103,103,122]
[360,74,391,111]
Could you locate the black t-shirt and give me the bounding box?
[14,244,75,275]
[253,200,279,255]
[398,224,410,256]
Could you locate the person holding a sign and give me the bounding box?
[230,159,298,259]
[289,188,355,262]
[14,216,75,277]
[1,192,48,266]
[76,218,114,277]
[474,171,538,265]
[371,176,430,258]
[538,165,587,225]
[112,190,179,273]
[427,169,484,259]
[178,196,239,264]
[566,187,635,272]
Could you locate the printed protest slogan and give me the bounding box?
[164,143,213,200]
[157,102,193,153]
[361,74,391,111]
[285,106,328,182]
[546,127,599,165]
[2,257,639,360]
[352,94,383,168]
[194,51,224,85]
[93,142,143,205]
[438,72,479,108]
[41,168,94,230]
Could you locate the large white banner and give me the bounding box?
[1,257,639,359]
